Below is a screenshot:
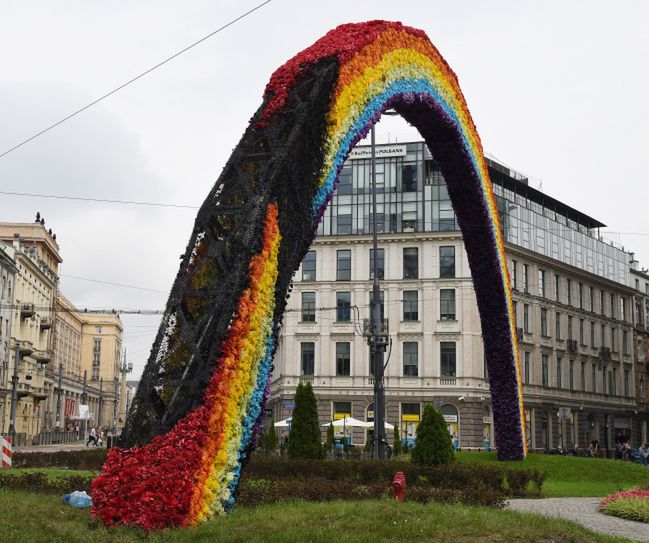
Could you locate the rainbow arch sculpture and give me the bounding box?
[92,21,526,530]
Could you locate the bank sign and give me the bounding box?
[349,145,407,160]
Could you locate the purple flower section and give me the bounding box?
[316,89,524,460]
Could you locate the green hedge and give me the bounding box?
[0,470,94,494]
[12,449,107,471]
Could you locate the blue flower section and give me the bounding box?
[310,77,485,220]
[223,331,276,512]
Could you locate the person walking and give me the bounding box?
[639,443,648,466]
[86,426,98,447]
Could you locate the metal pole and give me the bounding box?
[55,363,63,428]
[81,370,87,442]
[8,343,20,442]
[98,377,103,428]
[370,125,386,460]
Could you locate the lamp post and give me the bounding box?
[80,370,88,442]
[8,343,21,443]
[55,363,63,429]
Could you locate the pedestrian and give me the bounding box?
[75,422,80,439]
[86,426,98,447]
[639,443,648,466]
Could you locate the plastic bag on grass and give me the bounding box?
[64,491,93,508]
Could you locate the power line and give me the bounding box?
[0,0,273,160]
[61,274,169,293]
[0,190,199,209]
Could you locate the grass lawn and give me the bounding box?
[455,452,649,497]
[0,489,634,543]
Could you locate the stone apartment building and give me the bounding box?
[630,263,649,445]
[269,141,642,453]
[0,219,127,444]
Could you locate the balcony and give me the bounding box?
[33,350,53,365]
[20,303,35,320]
[39,318,52,331]
[439,377,457,386]
[299,376,314,385]
[18,341,34,357]
[31,387,48,400]
[567,339,578,353]
[600,347,612,361]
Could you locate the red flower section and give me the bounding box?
[259,20,426,125]
[90,406,208,531]
[600,488,649,507]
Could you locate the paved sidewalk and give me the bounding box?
[14,440,102,453]
[508,497,649,542]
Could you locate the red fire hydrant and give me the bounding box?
[392,471,406,502]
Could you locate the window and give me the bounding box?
[523,264,529,293]
[336,292,351,322]
[542,355,549,387]
[624,369,630,397]
[540,308,548,336]
[369,248,384,279]
[591,321,596,348]
[578,283,583,309]
[512,260,518,290]
[621,297,627,322]
[440,246,456,278]
[403,342,419,376]
[612,367,618,396]
[301,292,315,322]
[602,365,608,394]
[566,279,572,306]
[589,286,594,312]
[333,401,352,419]
[569,360,574,390]
[581,361,586,392]
[440,342,456,376]
[600,290,605,315]
[336,250,351,281]
[610,293,616,319]
[524,352,530,385]
[556,358,562,388]
[95,326,102,334]
[336,342,351,376]
[301,342,315,375]
[440,289,456,321]
[555,312,561,340]
[538,269,546,297]
[403,248,418,279]
[401,163,418,192]
[601,324,606,347]
[93,339,101,352]
[554,274,560,301]
[403,290,418,321]
[337,208,352,234]
[302,251,316,281]
[568,316,573,341]
[579,319,584,345]
[611,327,617,352]
[337,165,352,195]
[523,304,530,333]
[623,330,629,355]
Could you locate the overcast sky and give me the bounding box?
[2,1,648,378]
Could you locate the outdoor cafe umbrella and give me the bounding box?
[321,416,371,429]
[364,420,395,430]
[274,418,292,428]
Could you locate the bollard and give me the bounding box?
[1,436,12,468]
[392,471,406,502]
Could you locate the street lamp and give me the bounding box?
[368,109,398,460]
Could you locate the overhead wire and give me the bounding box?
[0,0,273,160]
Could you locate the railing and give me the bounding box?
[0,432,28,447]
[439,377,457,386]
[299,376,314,385]
[33,430,78,445]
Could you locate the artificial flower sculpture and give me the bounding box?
[92,21,526,530]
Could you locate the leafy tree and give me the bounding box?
[392,425,402,457]
[411,404,454,465]
[402,440,409,454]
[267,417,278,454]
[364,433,374,455]
[325,422,335,455]
[288,382,323,459]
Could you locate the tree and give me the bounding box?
[392,425,402,457]
[325,422,335,455]
[267,417,278,454]
[364,433,374,455]
[411,404,454,465]
[288,382,323,459]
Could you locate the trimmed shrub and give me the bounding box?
[288,382,323,459]
[267,419,278,454]
[0,470,95,494]
[392,426,402,457]
[12,449,107,471]
[411,404,453,465]
[325,423,335,455]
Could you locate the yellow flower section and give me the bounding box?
[190,208,281,524]
[320,36,526,451]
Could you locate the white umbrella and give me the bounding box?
[274,418,292,428]
[365,421,395,430]
[321,416,371,428]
